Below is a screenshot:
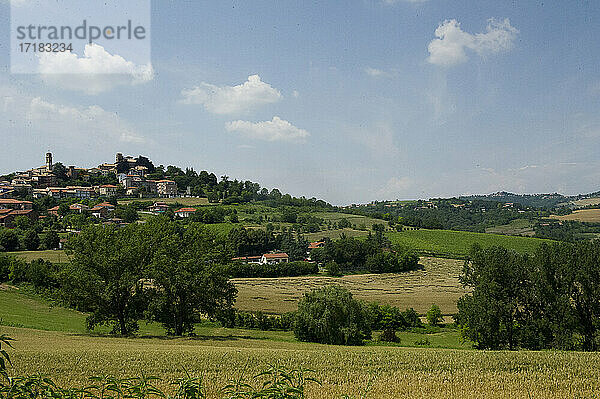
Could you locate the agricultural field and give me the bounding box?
[303,227,370,241]
[234,257,468,314]
[485,218,535,236]
[6,250,70,263]
[118,197,211,206]
[551,209,600,223]
[5,326,600,398]
[387,229,551,258]
[568,197,600,208]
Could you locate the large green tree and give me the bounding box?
[147,223,236,335]
[62,224,159,335]
[456,245,529,350]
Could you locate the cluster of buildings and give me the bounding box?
[1,152,178,200]
[0,199,36,227]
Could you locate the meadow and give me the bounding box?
[387,229,551,258]
[5,326,600,398]
[234,257,468,314]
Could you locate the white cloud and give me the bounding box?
[427,18,518,67]
[28,97,144,143]
[181,75,282,114]
[0,86,144,144]
[225,117,309,143]
[364,67,397,78]
[37,43,154,94]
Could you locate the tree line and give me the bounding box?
[456,241,600,351]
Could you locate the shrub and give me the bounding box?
[325,261,342,277]
[294,286,371,345]
[22,230,40,251]
[0,229,19,252]
[43,231,60,250]
[225,261,318,278]
[427,304,443,326]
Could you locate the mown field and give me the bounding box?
[485,218,535,236]
[4,326,600,398]
[387,229,551,258]
[551,209,600,223]
[6,250,70,263]
[234,257,467,314]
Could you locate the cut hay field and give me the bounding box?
[551,209,600,223]
[569,197,600,208]
[234,257,468,314]
[5,326,600,398]
[387,229,551,258]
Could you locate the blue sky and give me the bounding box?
[1,0,599,205]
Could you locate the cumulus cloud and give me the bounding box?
[225,116,309,143]
[181,75,282,114]
[0,87,144,144]
[28,97,144,143]
[37,43,154,94]
[427,18,518,67]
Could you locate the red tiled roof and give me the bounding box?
[95,202,115,208]
[48,206,60,211]
[232,256,261,261]
[176,208,197,212]
[263,253,289,259]
[0,199,32,204]
[100,184,118,188]
[0,209,12,215]
[10,209,33,215]
[308,241,325,249]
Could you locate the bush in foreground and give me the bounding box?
[294,286,371,345]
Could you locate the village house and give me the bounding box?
[99,185,119,197]
[148,202,169,214]
[156,180,178,197]
[0,199,37,227]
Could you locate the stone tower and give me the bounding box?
[46,152,53,172]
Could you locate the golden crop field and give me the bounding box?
[5,326,600,399]
[234,257,468,314]
[551,209,600,223]
[570,197,600,208]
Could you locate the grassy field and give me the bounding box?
[5,326,600,398]
[234,257,468,314]
[387,229,551,258]
[6,250,70,263]
[551,209,600,223]
[118,197,211,206]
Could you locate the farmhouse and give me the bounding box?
[232,253,290,265]
[175,207,197,218]
[260,253,289,265]
[308,241,325,250]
